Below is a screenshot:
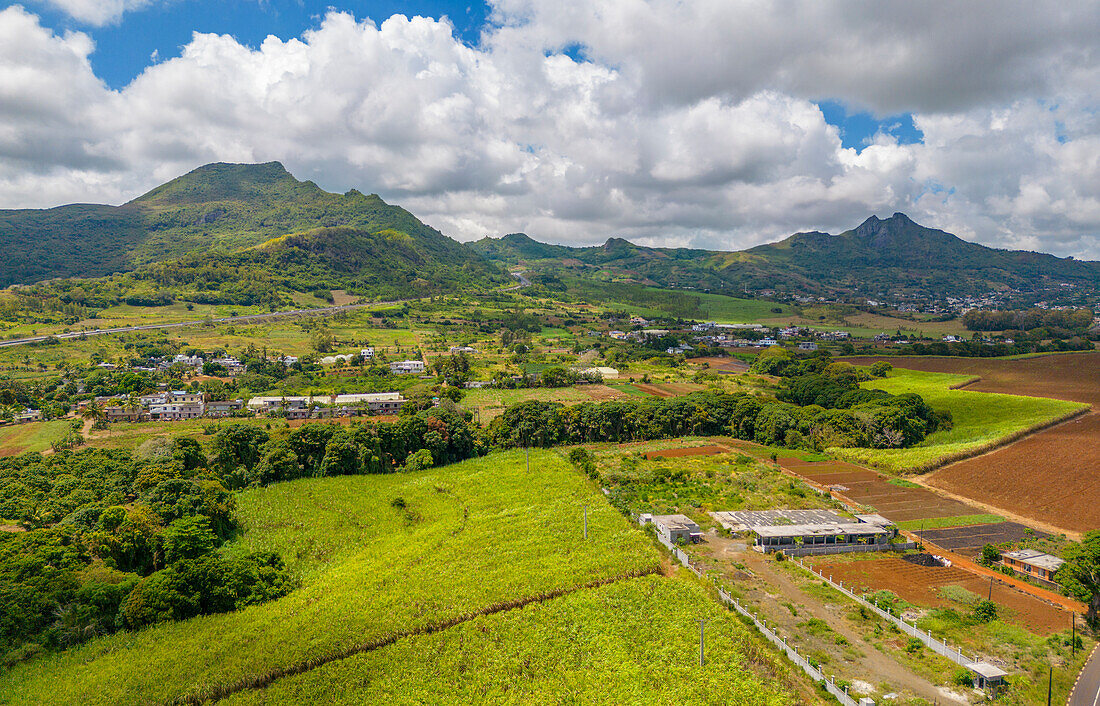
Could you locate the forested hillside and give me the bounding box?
[470,213,1100,298]
[0,162,497,289]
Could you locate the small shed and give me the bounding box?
[639,513,704,544]
[968,662,1008,696]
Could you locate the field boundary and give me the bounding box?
[948,376,982,390]
[899,530,1086,614]
[170,566,660,705]
[854,405,1091,476]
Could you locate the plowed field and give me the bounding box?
[644,445,728,459]
[845,353,1100,535]
[919,522,1047,553]
[810,555,1068,634]
[781,457,980,522]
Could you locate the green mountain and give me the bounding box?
[0,161,492,288]
[470,213,1100,298]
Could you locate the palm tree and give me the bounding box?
[80,401,105,430]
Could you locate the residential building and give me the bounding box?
[205,399,244,416]
[360,348,375,359]
[758,338,778,347]
[798,341,818,351]
[1001,549,1064,586]
[11,408,42,424]
[172,354,204,368]
[105,406,147,423]
[449,346,478,354]
[390,360,426,375]
[148,402,204,421]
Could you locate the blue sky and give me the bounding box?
[2,2,1096,257]
[20,0,918,150]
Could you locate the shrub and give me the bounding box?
[971,600,998,623]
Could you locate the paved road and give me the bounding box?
[1069,644,1100,706]
[0,300,402,348]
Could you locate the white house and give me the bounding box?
[390,360,426,375]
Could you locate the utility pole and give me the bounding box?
[698,618,709,666]
[1072,613,1077,658]
[1047,664,1052,706]
[988,576,993,602]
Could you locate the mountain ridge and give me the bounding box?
[470,213,1100,297]
[0,161,487,288]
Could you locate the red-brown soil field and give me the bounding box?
[845,352,1100,535]
[811,555,1069,634]
[690,356,751,374]
[644,445,728,459]
[780,457,982,522]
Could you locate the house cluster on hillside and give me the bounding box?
[246,392,406,418]
[82,389,408,423]
[95,391,224,422]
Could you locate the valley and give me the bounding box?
[0,162,1098,706]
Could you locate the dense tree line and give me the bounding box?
[962,307,1094,333]
[0,445,290,664]
[485,387,943,452]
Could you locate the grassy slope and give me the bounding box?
[830,369,1087,474]
[223,575,794,706]
[0,451,658,705]
[0,420,70,455]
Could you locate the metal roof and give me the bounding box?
[754,523,888,538]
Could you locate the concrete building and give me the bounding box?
[105,406,147,423]
[10,409,43,424]
[390,360,426,375]
[798,341,818,351]
[205,399,244,416]
[149,402,204,421]
[1001,549,1064,586]
[710,509,897,555]
[638,513,704,544]
[968,662,1008,696]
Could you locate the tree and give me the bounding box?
[163,516,216,564]
[1057,530,1100,626]
[80,402,104,425]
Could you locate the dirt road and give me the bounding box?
[704,536,966,703]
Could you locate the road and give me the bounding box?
[1069,645,1100,706]
[0,300,403,348]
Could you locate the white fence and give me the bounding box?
[781,542,917,558]
[796,558,978,669]
[654,533,861,706]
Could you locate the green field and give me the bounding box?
[830,369,1087,473]
[0,451,659,705]
[223,574,794,706]
[685,291,793,323]
[0,420,70,455]
[460,385,628,421]
[896,514,1005,531]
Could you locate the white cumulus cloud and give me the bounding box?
[0,2,1099,259]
